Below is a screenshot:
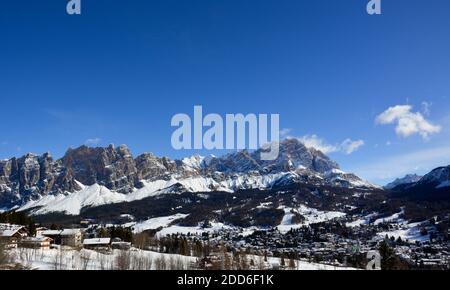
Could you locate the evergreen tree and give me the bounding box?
[379,240,402,270]
[280,254,286,267]
[240,250,248,270]
[97,227,109,238]
[223,251,232,270]
[288,258,296,269]
[0,242,11,266]
[28,221,36,237]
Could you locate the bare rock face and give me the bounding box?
[270,138,339,173]
[135,153,178,181]
[309,148,340,173]
[0,143,201,207]
[0,153,79,207]
[60,145,138,193]
[207,139,339,174]
[207,150,261,173]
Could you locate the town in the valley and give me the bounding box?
[1,210,449,270]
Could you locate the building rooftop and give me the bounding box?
[40,229,82,236]
[0,223,25,237]
[83,238,111,245]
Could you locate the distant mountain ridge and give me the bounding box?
[389,165,450,201]
[0,139,375,215]
[385,174,423,190]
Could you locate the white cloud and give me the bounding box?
[341,139,365,155]
[421,101,432,116]
[279,128,292,138]
[350,146,450,185]
[296,135,364,155]
[376,105,441,139]
[85,138,102,146]
[296,135,339,154]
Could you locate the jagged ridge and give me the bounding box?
[0,139,374,214]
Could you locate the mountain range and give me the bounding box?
[0,139,375,215]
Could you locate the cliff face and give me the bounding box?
[60,145,139,193]
[0,153,79,208]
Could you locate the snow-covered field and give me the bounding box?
[9,247,356,270]
[277,205,346,233]
[373,209,405,226]
[9,247,196,270]
[377,222,430,243]
[262,256,356,270]
[346,209,406,228]
[130,214,190,233]
[123,213,236,237]
[346,212,379,228]
[127,204,348,237]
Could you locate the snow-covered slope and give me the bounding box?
[131,214,189,233]
[19,183,127,216]
[10,247,356,270]
[436,180,450,189]
[18,172,305,215]
[18,168,378,216]
[276,205,346,233]
[324,169,379,189]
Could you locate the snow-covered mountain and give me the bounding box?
[207,138,340,174]
[0,139,376,216]
[389,165,450,201]
[385,174,423,190]
[417,165,450,189]
[389,166,450,191]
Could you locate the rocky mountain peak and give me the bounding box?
[135,152,178,181]
[60,145,138,193]
[254,138,340,173]
[205,138,340,175]
[0,151,79,208]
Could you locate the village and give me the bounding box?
[1,212,449,270]
[0,220,196,270]
[198,217,450,270]
[0,219,329,270]
[0,222,134,251]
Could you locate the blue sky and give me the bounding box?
[1,0,450,184]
